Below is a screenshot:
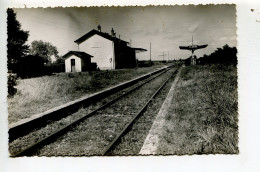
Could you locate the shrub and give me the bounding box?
[44,63,65,74]
[138,60,154,67]
[18,55,45,78]
[8,73,17,97]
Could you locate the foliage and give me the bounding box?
[45,62,65,74]
[8,73,17,97]
[54,56,65,64]
[43,56,65,73]
[7,8,29,72]
[199,44,237,65]
[138,60,154,67]
[18,55,45,78]
[30,40,59,63]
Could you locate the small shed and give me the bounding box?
[63,51,93,72]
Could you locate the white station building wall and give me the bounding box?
[65,55,82,72]
[79,35,115,70]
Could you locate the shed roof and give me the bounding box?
[74,29,129,44]
[63,51,93,59]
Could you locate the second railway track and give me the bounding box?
[9,66,179,157]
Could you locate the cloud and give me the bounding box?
[15,5,236,60]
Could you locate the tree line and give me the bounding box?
[198,44,237,66]
[183,44,237,66]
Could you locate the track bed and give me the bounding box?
[9,67,179,156]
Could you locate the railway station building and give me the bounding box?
[64,25,146,71]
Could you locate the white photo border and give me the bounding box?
[1,0,260,172]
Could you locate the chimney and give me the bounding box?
[111,28,115,37]
[97,25,101,32]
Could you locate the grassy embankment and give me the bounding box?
[8,64,167,124]
[157,64,238,154]
[9,68,176,156]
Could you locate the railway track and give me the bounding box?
[9,65,173,142]
[102,69,178,156]
[9,65,179,157]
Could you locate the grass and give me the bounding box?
[8,64,167,124]
[157,64,238,154]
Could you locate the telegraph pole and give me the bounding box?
[163,52,165,61]
[159,52,165,61]
[150,42,151,62]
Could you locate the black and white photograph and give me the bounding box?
[6,5,239,157]
[2,0,260,171]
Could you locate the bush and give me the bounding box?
[18,55,45,78]
[138,60,154,67]
[45,63,65,74]
[8,73,17,97]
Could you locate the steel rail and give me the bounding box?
[101,68,179,156]
[11,66,175,157]
[9,65,174,142]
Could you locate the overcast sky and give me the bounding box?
[14,5,236,60]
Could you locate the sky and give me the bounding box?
[14,5,236,61]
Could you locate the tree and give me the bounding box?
[199,44,237,65]
[7,8,30,72]
[30,40,59,63]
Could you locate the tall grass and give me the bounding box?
[8,65,166,124]
[158,64,238,154]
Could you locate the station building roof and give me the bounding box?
[74,29,129,44]
[63,51,93,59]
